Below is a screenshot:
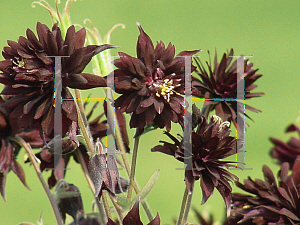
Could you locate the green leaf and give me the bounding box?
[116,195,131,210]
[130,169,160,207]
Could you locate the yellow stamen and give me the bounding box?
[156,79,181,102]
[12,58,25,68]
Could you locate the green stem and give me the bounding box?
[74,89,89,127]
[75,149,106,225]
[109,194,124,221]
[102,190,112,221]
[127,133,140,200]
[97,201,107,225]
[183,189,194,224]
[176,187,189,225]
[73,90,94,155]
[12,136,63,225]
[114,114,153,220]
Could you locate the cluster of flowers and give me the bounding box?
[0,12,299,225]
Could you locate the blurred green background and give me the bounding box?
[0,0,299,224]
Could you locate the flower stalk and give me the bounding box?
[176,187,189,225]
[102,190,112,221]
[183,189,194,224]
[109,194,124,221]
[127,133,140,200]
[73,92,95,156]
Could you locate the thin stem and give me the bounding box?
[12,136,63,225]
[74,89,89,127]
[74,89,94,155]
[127,133,140,200]
[114,113,153,220]
[75,149,106,225]
[141,201,153,221]
[183,190,194,224]
[176,187,189,225]
[109,194,124,221]
[98,201,107,225]
[102,190,112,221]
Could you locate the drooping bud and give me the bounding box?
[88,140,123,197]
[54,180,84,224]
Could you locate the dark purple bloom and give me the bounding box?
[270,124,300,169]
[230,156,300,224]
[109,24,200,136]
[0,22,114,137]
[152,106,242,216]
[0,96,44,200]
[192,49,264,134]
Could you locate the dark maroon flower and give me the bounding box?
[230,156,300,224]
[0,22,114,137]
[192,49,264,134]
[55,181,84,224]
[0,96,44,200]
[109,24,200,136]
[0,140,30,201]
[270,124,300,169]
[152,107,241,216]
[107,201,160,225]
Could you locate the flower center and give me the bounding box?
[155,78,180,102]
[12,57,25,69]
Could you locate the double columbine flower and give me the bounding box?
[230,157,300,224]
[270,124,300,169]
[192,49,264,133]
[0,22,114,137]
[0,96,44,200]
[110,24,200,136]
[152,105,242,216]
